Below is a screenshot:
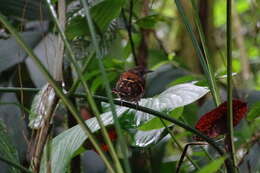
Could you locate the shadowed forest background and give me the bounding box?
[0,0,259,173]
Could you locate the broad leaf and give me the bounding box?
[40,83,209,173]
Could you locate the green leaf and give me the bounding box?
[0,120,20,173]
[168,75,198,86]
[91,0,124,32]
[247,102,260,121]
[196,157,225,173]
[138,107,183,131]
[40,83,209,173]
[66,0,125,39]
[136,14,161,29]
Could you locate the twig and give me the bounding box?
[160,119,200,170]
[176,142,207,173]
[121,7,137,65]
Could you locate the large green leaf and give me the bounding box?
[40,83,209,173]
[0,120,20,173]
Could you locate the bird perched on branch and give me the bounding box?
[113,66,152,102]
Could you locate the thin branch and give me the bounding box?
[121,8,137,65]
[176,142,207,173]
[226,0,237,172]
[160,120,200,171]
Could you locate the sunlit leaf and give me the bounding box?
[39,107,127,173]
[132,128,167,147]
[40,83,209,173]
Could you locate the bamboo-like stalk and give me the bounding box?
[226,0,237,172]
[79,0,131,173]
[0,13,115,173]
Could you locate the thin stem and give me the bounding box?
[160,120,200,170]
[174,0,221,106]
[121,0,137,65]
[0,86,233,171]
[79,0,128,173]
[0,13,115,173]
[176,142,207,173]
[68,53,94,94]
[0,156,32,173]
[226,0,237,171]
[190,0,221,106]
[44,0,119,172]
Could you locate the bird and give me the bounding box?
[113,66,152,102]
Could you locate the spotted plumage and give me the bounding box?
[113,66,151,102]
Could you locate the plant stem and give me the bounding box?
[226,0,237,171]
[160,120,200,170]
[190,0,221,106]
[0,86,233,172]
[44,0,120,172]
[0,156,32,173]
[80,1,131,173]
[0,13,115,173]
[174,0,221,106]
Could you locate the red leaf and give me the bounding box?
[194,99,248,140]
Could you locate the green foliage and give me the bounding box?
[66,0,125,39]
[196,157,226,173]
[1,0,260,172]
[0,120,20,173]
[138,107,183,130]
[247,102,260,121]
